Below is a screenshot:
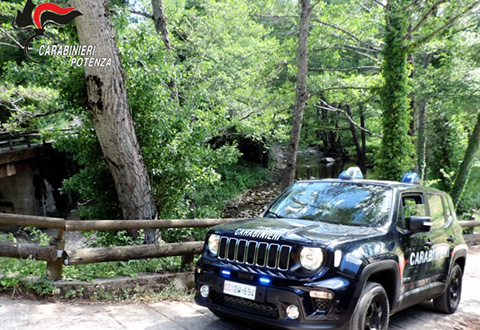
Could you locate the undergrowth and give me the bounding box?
[0,161,271,298]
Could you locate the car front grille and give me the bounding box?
[217,236,291,271]
[211,292,279,319]
[314,298,332,312]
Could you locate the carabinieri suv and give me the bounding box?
[194,168,467,330]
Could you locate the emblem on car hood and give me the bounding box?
[234,228,289,241]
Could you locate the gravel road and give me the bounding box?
[1,246,479,330]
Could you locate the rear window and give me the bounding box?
[427,194,446,229]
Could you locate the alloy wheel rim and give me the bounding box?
[364,297,384,330]
[449,271,460,306]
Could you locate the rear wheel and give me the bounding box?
[433,263,463,314]
[350,282,389,330]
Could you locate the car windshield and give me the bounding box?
[264,181,393,227]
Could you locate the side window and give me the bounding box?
[426,194,446,229]
[398,194,425,229]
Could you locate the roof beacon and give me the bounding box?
[401,172,421,184]
[339,167,363,180]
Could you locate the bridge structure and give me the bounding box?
[0,132,70,218]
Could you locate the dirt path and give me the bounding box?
[1,246,479,330]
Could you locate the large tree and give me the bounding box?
[283,0,320,188]
[71,0,159,243]
[377,0,480,181]
[376,0,414,180]
[450,112,480,207]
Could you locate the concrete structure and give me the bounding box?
[0,134,73,222]
[0,146,51,215]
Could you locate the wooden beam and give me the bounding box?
[66,241,205,265]
[459,220,480,228]
[0,146,43,165]
[65,218,241,231]
[0,213,65,230]
[0,241,57,262]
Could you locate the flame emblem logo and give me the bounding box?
[13,0,82,62]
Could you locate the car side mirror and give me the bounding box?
[407,216,432,232]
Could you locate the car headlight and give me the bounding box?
[300,247,323,270]
[207,234,220,256]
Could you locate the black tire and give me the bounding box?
[433,263,463,314]
[350,282,390,330]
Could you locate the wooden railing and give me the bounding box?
[0,213,479,281]
[0,132,43,152]
[0,213,239,280]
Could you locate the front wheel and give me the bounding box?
[350,282,389,330]
[433,263,463,314]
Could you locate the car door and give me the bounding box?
[424,192,451,284]
[397,191,436,293]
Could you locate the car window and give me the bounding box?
[398,194,425,229]
[426,193,446,229]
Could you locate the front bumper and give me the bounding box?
[195,267,353,330]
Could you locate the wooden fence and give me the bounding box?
[0,213,239,280]
[0,213,479,281]
[0,132,43,152]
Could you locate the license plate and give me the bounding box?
[223,280,256,300]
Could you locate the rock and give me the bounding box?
[321,157,335,163]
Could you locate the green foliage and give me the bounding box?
[457,166,480,214]
[48,0,285,222]
[55,119,122,220]
[61,257,183,282]
[376,0,415,180]
[161,161,271,243]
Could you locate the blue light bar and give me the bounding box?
[339,166,363,180]
[401,172,420,184]
[221,269,231,277]
[259,277,271,285]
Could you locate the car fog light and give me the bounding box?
[200,285,210,298]
[286,305,300,320]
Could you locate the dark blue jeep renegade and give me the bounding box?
[194,168,467,330]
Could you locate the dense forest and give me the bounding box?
[1,0,479,234]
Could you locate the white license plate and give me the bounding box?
[223,280,257,300]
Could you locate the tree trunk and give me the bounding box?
[450,112,480,208]
[72,0,159,243]
[417,98,427,180]
[151,0,179,102]
[360,105,367,173]
[282,0,314,188]
[416,52,432,181]
[377,0,415,180]
[345,104,365,172]
[152,0,171,50]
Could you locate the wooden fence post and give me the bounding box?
[46,230,65,281]
[181,236,195,270]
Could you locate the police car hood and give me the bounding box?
[212,217,386,247]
